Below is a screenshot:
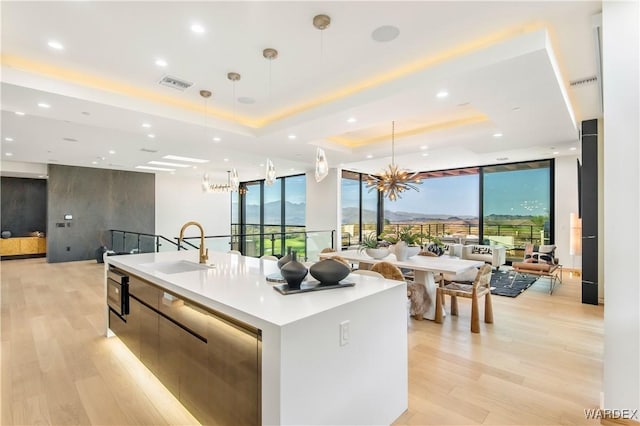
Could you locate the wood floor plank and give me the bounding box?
[1,257,603,425]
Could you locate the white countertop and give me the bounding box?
[106,250,405,328]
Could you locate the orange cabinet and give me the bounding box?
[0,237,46,256]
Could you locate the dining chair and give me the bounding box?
[227,250,242,255]
[435,264,493,333]
[370,262,404,281]
[260,255,278,261]
[320,247,336,253]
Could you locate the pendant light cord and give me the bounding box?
[391,121,395,166]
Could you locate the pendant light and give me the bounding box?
[315,147,329,182]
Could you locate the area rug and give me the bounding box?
[490,270,538,297]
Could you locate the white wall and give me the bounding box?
[554,156,581,270]
[305,168,341,256]
[155,173,231,251]
[602,0,640,415]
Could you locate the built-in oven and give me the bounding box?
[107,268,129,317]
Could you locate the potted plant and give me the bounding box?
[358,233,390,259]
[379,226,426,261]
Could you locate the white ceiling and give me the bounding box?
[1,1,602,181]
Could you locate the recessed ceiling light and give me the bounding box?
[289,168,295,171]
[288,134,296,140]
[148,161,190,168]
[212,137,221,142]
[37,103,51,108]
[366,154,373,159]
[155,59,168,67]
[238,97,256,104]
[163,154,209,163]
[47,40,64,50]
[347,117,357,123]
[223,158,229,162]
[5,152,13,157]
[553,151,560,155]
[38,175,45,178]
[422,153,429,157]
[496,157,509,161]
[15,111,25,116]
[62,137,78,142]
[142,123,151,128]
[91,161,98,165]
[81,111,91,116]
[108,150,116,155]
[190,23,205,33]
[512,106,521,111]
[147,134,156,138]
[5,137,14,142]
[570,147,577,151]
[192,166,197,169]
[493,133,503,138]
[259,163,264,167]
[436,90,449,99]
[136,165,175,172]
[420,145,428,150]
[371,25,400,42]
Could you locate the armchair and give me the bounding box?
[511,244,562,294]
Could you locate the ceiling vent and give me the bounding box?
[158,75,193,91]
[140,148,158,153]
[570,76,598,87]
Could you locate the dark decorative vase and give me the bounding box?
[277,247,293,269]
[426,243,445,257]
[309,258,350,285]
[280,251,308,289]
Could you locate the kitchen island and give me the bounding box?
[105,250,408,425]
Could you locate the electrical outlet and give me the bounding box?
[339,320,350,346]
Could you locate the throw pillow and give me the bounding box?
[524,244,557,265]
[471,245,492,255]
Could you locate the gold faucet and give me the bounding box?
[179,221,209,264]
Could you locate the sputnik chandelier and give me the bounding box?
[366,121,422,201]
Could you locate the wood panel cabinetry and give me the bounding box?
[108,271,261,425]
[0,237,46,256]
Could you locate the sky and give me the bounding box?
[342,167,551,217]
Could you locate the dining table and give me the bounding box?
[320,249,485,320]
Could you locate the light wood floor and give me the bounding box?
[1,258,603,425]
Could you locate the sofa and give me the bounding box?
[461,244,506,269]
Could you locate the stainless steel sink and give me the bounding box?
[140,260,215,275]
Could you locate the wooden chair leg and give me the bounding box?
[435,289,443,324]
[451,295,458,316]
[484,293,493,324]
[471,296,480,333]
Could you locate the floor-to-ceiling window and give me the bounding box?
[382,168,479,243]
[340,171,381,248]
[482,160,553,261]
[234,174,306,257]
[345,159,553,262]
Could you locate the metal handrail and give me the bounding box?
[109,228,335,261]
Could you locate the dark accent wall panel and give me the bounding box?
[581,119,598,305]
[1,177,47,237]
[47,165,155,263]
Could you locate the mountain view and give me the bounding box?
[246,201,305,225]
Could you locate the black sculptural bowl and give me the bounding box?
[309,258,350,285]
[280,259,308,289]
